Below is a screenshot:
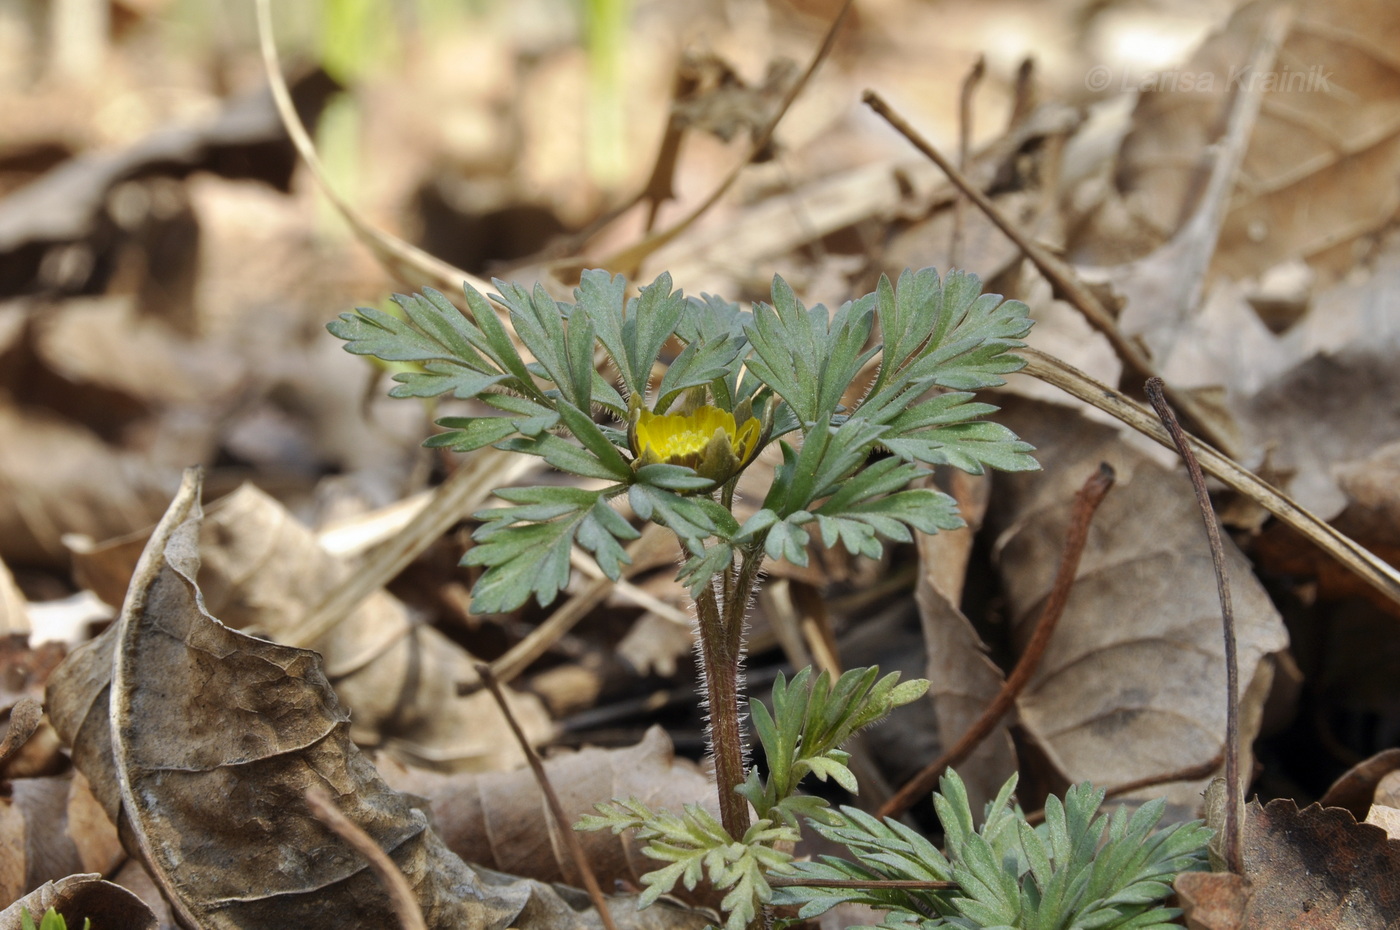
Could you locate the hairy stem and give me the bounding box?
[695,543,767,840]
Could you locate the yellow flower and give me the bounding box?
[630,404,762,486]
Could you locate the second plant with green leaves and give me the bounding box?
[330,266,1041,928]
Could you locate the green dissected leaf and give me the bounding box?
[633,463,715,492]
[779,768,1208,930]
[556,402,633,480]
[745,667,929,825]
[677,542,734,596]
[578,799,796,930]
[867,268,1033,398]
[676,292,750,409]
[763,513,812,565]
[466,486,635,612]
[463,518,576,613]
[815,488,966,557]
[425,416,519,452]
[628,484,728,551]
[654,331,746,413]
[574,269,634,390]
[497,432,619,480]
[764,417,890,518]
[744,276,878,425]
[329,291,481,365]
[492,278,594,409]
[578,270,688,402]
[883,421,1038,474]
[389,361,509,399]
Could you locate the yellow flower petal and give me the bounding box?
[631,405,763,486]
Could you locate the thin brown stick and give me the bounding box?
[768,877,958,891]
[860,89,1236,459]
[1144,377,1243,875]
[304,787,428,930]
[597,0,855,277]
[880,463,1116,819]
[950,55,985,270]
[474,664,620,930]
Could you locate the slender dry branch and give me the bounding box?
[879,464,1116,819]
[1145,378,1244,876]
[292,450,536,649]
[474,664,620,930]
[860,88,1236,458]
[304,787,428,930]
[950,54,985,270]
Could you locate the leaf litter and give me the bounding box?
[4,0,1400,925]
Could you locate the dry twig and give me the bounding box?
[1145,377,1244,875]
[475,664,620,930]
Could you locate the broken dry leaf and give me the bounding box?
[1318,747,1400,819]
[1178,798,1400,928]
[0,559,29,637]
[45,472,706,930]
[988,397,1290,806]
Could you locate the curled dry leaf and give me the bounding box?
[70,483,551,771]
[988,397,1290,806]
[1177,798,1400,929]
[380,725,723,906]
[1318,747,1400,819]
[45,472,707,930]
[0,873,156,930]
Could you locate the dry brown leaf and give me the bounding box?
[0,873,156,930]
[31,297,243,408]
[916,470,1016,813]
[45,472,706,930]
[0,406,176,568]
[988,397,1290,806]
[1104,0,1400,282]
[380,726,723,907]
[70,483,552,771]
[0,774,125,905]
[1179,799,1400,928]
